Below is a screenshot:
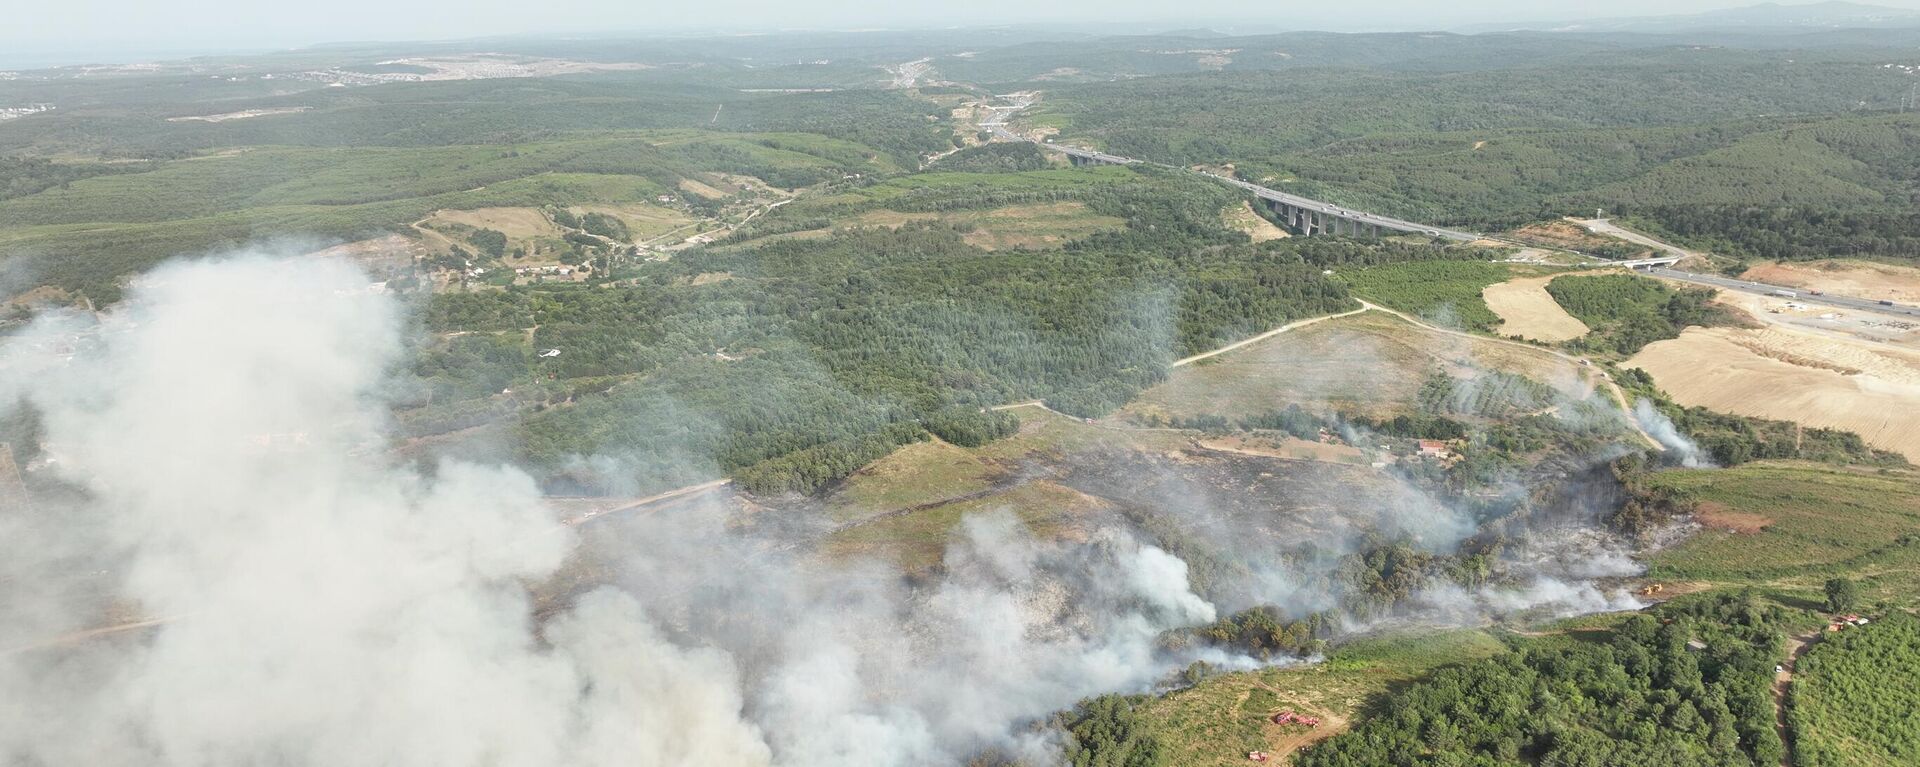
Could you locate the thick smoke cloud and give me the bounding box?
[0,254,1232,765]
[0,252,1659,766]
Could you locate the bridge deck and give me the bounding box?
[1023,136,1478,241]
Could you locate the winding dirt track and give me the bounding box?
[1353,301,1662,450]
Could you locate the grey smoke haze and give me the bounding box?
[0,251,1658,765]
[0,253,1243,765]
[13,0,1920,65]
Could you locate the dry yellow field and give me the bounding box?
[1742,259,1920,305]
[1126,311,1592,422]
[576,203,697,240]
[1627,325,1920,459]
[1223,200,1290,242]
[425,207,562,240]
[1483,275,1589,342]
[838,201,1126,250]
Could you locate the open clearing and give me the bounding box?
[1741,259,1920,305]
[836,201,1126,250]
[1223,200,1290,242]
[1126,310,1593,423]
[425,207,562,241]
[1483,274,1589,342]
[1505,219,1654,257]
[576,203,698,240]
[1138,630,1507,766]
[1626,320,1920,459]
[165,107,312,123]
[1645,462,1920,599]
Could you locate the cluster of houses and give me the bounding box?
[0,103,54,122]
[514,265,576,278]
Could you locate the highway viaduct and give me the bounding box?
[1040,142,1481,241]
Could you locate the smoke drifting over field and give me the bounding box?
[0,254,1647,765]
[1634,399,1714,468]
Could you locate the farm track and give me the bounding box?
[1352,300,1663,451]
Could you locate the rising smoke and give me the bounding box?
[0,252,1651,765]
[1634,398,1714,468]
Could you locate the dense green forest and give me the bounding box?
[932,142,1053,173]
[1789,611,1920,767]
[409,169,1505,494]
[0,77,952,164]
[0,131,890,302]
[1546,274,1738,355]
[401,166,1497,495]
[1295,593,1789,767]
[1033,59,1920,250]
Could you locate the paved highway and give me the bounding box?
[1203,172,1481,241]
[1573,219,1920,319]
[986,117,1480,241]
[992,106,1920,318]
[1643,266,1920,320]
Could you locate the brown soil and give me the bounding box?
[1224,200,1290,242]
[1506,220,1654,257]
[1694,501,1773,534]
[1742,260,1920,305]
[1626,324,1920,459]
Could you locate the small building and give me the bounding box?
[1417,440,1450,458]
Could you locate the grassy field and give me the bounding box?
[1645,463,1920,605]
[1124,309,1587,424]
[829,200,1128,250]
[824,438,1001,522]
[820,480,1102,574]
[1338,260,1522,332]
[1136,630,1509,766]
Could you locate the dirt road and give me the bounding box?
[1172,306,1369,367]
[1574,218,1697,259]
[1774,632,1819,766]
[1355,300,1663,450]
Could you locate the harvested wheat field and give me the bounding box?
[1741,259,1920,305]
[426,207,562,240]
[1483,275,1589,342]
[1627,325,1920,459]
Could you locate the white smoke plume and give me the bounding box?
[1633,398,1714,467]
[0,254,1229,765]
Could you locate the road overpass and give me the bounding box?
[1612,255,1683,269]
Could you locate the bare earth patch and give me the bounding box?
[1626,325,1920,459]
[166,107,311,123]
[1694,501,1772,534]
[1223,200,1290,242]
[1483,275,1589,342]
[301,234,421,270]
[838,201,1125,250]
[1741,259,1920,305]
[1505,220,1654,257]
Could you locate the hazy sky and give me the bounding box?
[10,0,1920,63]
